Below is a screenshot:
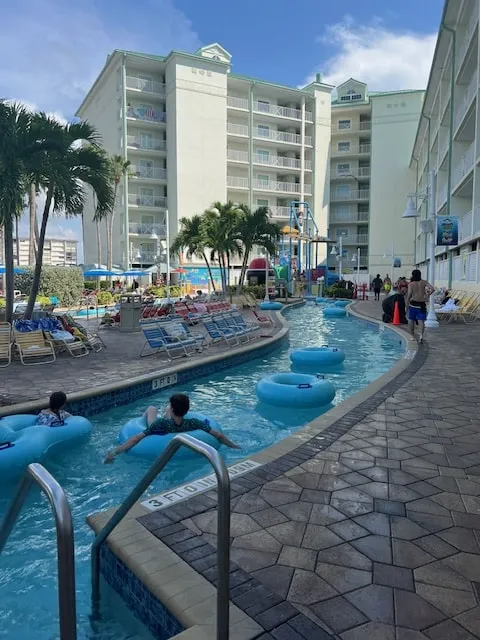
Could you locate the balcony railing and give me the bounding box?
[453,73,477,130]
[133,251,157,264]
[126,77,165,95]
[126,105,166,124]
[226,149,312,170]
[227,123,249,137]
[331,144,371,156]
[330,190,370,202]
[437,184,448,209]
[329,212,369,224]
[130,165,167,180]
[128,194,168,208]
[269,206,291,218]
[339,234,369,245]
[227,96,312,120]
[254,128,312,146]
[453,141,475,186]
[459,210,473,241]
[126,135,166,152]
[439,136,449,160]
[335,167,370,179]
[226,176,249,189]
[253,179,301,194]
[331,122,371,134]
[457,14,478,74]
[129,223,166,236]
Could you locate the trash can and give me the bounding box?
[120,294,142,332]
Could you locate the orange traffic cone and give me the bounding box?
[392,300,401,325]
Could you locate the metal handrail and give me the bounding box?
[91,434,231,640]
[0,463,77,640]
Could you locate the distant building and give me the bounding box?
[13,238,78,267]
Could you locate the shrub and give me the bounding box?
[14,267,84,307]
[36,296,51,306]
[99,281,110,291]
[324,285,354,299]
[84,281,96,291]
[97,291,114,306]
[0,299,5,308]
[145,285,182,298]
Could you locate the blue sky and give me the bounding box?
[0,0,444,259]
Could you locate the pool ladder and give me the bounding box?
[0,434,232,640]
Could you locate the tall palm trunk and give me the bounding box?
[236,248,251,295]
[106,181,119,277]
[25,188,53,319]
[201,251,216,292]
[15,216,20,266]
[28,184,37,264]
[96,220,102,266]
[3,216,15,324]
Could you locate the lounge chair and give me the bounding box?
[14,329,56,366]
[230,311,262,335]
[437,292,480,323]
[45,330,89,358]
[214,316,250,343]
[202,317,240,346]
[252,308,273,325]
[140,322,197,359]
[0,322,12,367]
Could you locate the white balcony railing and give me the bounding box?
[437,184,448,209]
[227,123,249,137]
[227,96,313,121]
[226,149,312,170]
[331,144,371,156]
[226,176,249,189]
[130,165,167,180]
[453,141,475,186]
[129,223,166,236]
[340,234,369,245]
[133,251,157,264]
[457,13,479,73]
[439,135,449,160]
[459,210,473,241]
[254,127,312,146]
[330,190,370,202]
[125,76,165,95]
[253,179,301,194]
[269,206,291,218]
[128,194,168,208]
[126,135,166,152]
[329,212,369,224]
[454,73,477,130]
[474,205,480,235]
[335,167,370,179]
[126,105,166,124]
[227,96,249,110]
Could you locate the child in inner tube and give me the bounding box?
[36,391,71,427]
[104,393,240,463]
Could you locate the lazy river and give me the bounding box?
[0,304,404,639]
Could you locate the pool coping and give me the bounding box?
[0,306,297,418]
[87,301,422,639]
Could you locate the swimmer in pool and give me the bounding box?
[104,393,240,462]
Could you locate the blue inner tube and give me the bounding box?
[335,300,351,307]
[323,306,347,317]
[259,301,283,311]
[119,411,222,460]
[290,345,345,366]
[256,372,335,408]
[0,414,92,479]
[315,297,328,304]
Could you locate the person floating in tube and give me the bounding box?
[104,393,240,462]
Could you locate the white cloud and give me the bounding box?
[306,17,437,91]
[0,0,199,118]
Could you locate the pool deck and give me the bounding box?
[90,299,480,640]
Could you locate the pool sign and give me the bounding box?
[151,373,178,391]
[141,459,262,510]
[436,216,458,246]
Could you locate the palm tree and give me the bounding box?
[0,102,45,322]
[28,183,37,264]
[170,215,216,291]
[92,191,102,266]
[105,155,131,273]
[235,205,280,294]
[24,117,114,318]
[204,202,243,292]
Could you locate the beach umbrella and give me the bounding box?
[121,270,150,277]
[84,268,119,277]
[172,267,187,274]
[0,265,26,274]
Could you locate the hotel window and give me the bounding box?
[257,174,270,185]
[257,100,270,112]
[257,125,270,137]
[256,149,270,163]
[337,163,350,175]
[338,119,351,130]
[338,141,351,152]
[257,199,269,207]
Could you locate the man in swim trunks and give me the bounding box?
[405,269,434,344]
[104,393,239,462]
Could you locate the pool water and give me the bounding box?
[0,305,404,639]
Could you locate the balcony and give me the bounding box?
[340,234,369,245]
[459,210,473,241]
[226,149,312,170]
[331,122,371,135]
[254,127,312,146]
[227,123,249,137]
[453,141,475,186]
[126,105,166,124]
[226,176,249,189]
[130,165,167,181]
[133,251,157,264]
[129,223,166,236]
[330,190,370,202]
[126,76,165,96]
[126,135,166,152]
[457,14,478,75]
[331,144,371,157]
[453,74,477,130]
[329,212,369,224]
[227,96,313,121]
[128,194,168,209]
[333,167,370,180]
[437,184,448,209]
[253,179,302,195]
[227,96,249,110]
[269,206,291,219]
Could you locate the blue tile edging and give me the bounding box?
[99,543,184,639]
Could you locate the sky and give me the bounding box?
[0,0,444,261]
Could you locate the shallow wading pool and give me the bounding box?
[0,304,404,639]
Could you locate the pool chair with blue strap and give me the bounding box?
[230,311,261,336]
[140,323,197,359]
[202,317,240,347]
[214,315,250,344]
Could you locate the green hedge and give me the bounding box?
[146,285,182,298]
[14,267,84,307]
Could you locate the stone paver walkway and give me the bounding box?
[139,302,480,639]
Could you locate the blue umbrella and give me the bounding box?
[0,265,26,274]
[121,270,150,277]
[84,268,119,277]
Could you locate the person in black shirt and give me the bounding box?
[372,274,383,301]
